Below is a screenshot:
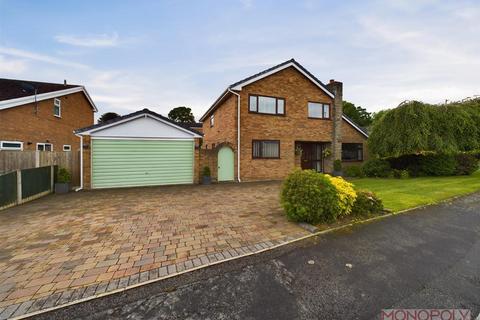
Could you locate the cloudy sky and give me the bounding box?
[0,0,479,120]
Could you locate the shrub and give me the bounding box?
[57,168,71,183]
[344,165,365,178]
[455,153,479,175]
[201,166,211,177]
[352,190,384,216]
[420,153,456,176]
[326,175,357,216]
[392,169,409,179]
[362,159,391,177]
[333,159,342,172]
[281,169,340,223]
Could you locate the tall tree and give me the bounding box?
[342,101,372,128]
[368,100,480,157]
[168,106,195,123]
[98,112,120,124]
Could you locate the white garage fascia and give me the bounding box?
[82,113,202,139]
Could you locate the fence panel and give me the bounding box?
[0,151,80,186]
[21,166,52,199]
[0,151,36,174]
[0,171,17,208]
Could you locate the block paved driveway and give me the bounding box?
[0,181,308,319]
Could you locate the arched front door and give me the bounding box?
[217,146,234,181]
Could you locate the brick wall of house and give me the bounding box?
[238,66,335,181]
[201,94,238,180]
[341,119,369,168]
[0,92,94,151]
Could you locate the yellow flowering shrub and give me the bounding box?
[325,175,357,216]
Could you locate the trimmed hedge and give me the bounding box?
[386,152,478,177]
[281,169,340,223]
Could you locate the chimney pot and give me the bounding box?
[329,79,335,84]
[64,79,67,86]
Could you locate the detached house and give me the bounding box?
[0,78,97,152]
[200,59,369,182]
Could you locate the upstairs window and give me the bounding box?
[54,98,61,117]
[342,143,363,161]
[0,141,23,151]
[308,102,330,119]
[249,95,285,115]
[252,140,280,159]
[210,114,215,127]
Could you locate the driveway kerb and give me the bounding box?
[14,192,474,320]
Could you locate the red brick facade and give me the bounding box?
[0,92,95,152]
[202,66,368,181]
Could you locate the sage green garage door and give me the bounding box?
[92,139,194,189]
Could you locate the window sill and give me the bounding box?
[54,115,61,118]
[342,159,364,162]
[248,111,285,117]
[308,117,331,120]
[252,157,281,160]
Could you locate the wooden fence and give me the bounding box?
[0,151,80,186]
[0,166,56,211]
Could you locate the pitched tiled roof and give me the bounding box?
[228,58,332,94]
[0,78,79,101]
[75,108,203,136]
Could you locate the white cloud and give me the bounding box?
[239,0,253,9]
[0,55,27,74]
[0,47,88,69]
[54,32,120,47]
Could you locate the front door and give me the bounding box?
[218,146,234,181]
[298,142,324,172]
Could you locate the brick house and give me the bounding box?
[199,59,369,182]
[0,78,97,152]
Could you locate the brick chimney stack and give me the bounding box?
[326,80,343,169]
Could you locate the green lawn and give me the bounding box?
[350,171,480,212]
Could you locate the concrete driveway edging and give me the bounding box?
[11,191,478,320]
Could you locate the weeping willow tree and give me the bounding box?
[368,100,480,157]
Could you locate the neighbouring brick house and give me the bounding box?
[0,78,97,152]
[199,59,369,182]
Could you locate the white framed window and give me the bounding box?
[249,94,285,115]
[210,114,215,127]
[54,98,61,117]
[308,102,330,119]
[63,145,71,152]
[0,141,23,151]
[37,143,53,151]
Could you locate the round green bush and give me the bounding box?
[281,169,340,223]
[352,190,384,216]
[362,159,391,177]
[344,165,365,178]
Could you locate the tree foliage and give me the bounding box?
[368,100,480,157]
[98,112,120,124]
[168,106,195,123]
[342,101,372,127]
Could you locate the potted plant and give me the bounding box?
[201,166,211,185]
[333,159,343,177]
[55,167,71,194]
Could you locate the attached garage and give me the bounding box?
[75,109,202,190]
